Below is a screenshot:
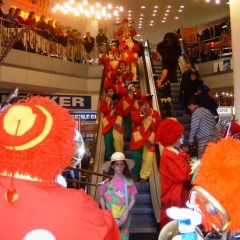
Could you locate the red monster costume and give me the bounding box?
[0,96,120,240]
[193,137,240,233]
[156,119,192,229]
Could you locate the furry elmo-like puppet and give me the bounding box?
[193,137,240,232]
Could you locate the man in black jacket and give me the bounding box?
[96,28,108,56]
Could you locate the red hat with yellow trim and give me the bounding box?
[0,96,76,202]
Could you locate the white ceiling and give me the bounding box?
[99,0,230,44]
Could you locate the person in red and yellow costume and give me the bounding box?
[100,48,121,85]
[117,18,140,81]
[156,118,192,229]
[130,94,162,182]
[100,83,124,160]
[118,71,141,140]
[0,96,120,240]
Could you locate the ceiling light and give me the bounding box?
[180,5,185,8]
[141,6,146,9]
[52,0,120,20]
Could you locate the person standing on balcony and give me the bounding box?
[0,0,6,20]
[83,31,95,61]
[96,28,108,56]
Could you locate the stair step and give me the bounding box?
[130,227,158,234]
[132,205,154,215]
[135,193,151,204]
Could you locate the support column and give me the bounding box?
[230,0,240,120]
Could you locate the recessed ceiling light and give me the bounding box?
[162,20,165,23]
[128,10,132,12]
[138,26,142,29]
[154,6,158,8]
[167,5,171,8]
[180,5,185,8]
[165,13,168,16]
[179,9,182,12]
[141,6,146,9]
[140,13,144,16]
[175,16,179,19]
[152,14,156,16]
[139,17,143,20]
[166,9,170,12]
[153,9,157,12]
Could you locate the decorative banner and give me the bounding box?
[0,93,91,110]
[181,27,197,42]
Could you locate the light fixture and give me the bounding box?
[52,0,124,20]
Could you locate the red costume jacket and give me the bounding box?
[100,96,124,134]
[117,84,141,117]
[130,108,161,151]
[160,147,192,229]
[0,176,120,240]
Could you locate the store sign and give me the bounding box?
[0,93,91,110]
[217,107,232,115]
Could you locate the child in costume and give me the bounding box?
[100,152,138,240]
[156,118,192,229]
[0,96,120,240]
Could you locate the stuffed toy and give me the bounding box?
[166,207,203,240]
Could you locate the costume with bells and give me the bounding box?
[100,83,124,160]
[130,94,161,181]
[156,119,192,229]
[0,96,120,240]
[119,72,141,140]
[100,152,137,240]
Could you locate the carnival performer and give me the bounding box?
[118,71,141,140]
[156,118,192,229]
[0,96,120,240]
[100,48,122,85]
[130,94,162,182]
[100,83,124,160]
[100,152,137,240]
[117,18,140,81]
[155,67,172,118]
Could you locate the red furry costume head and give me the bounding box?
[194,137,240,232]
[156,118,184,146]
[0,96,76,182]
[139,94,153,107]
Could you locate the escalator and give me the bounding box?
[87,40,161,239]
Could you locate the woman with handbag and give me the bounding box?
[100,152,138,240]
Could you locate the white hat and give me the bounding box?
[103,152,135,172]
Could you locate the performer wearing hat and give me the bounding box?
[130,94,162,182]
[156,118,192,229]
[0,96,120,240]
[100,83,124,160]
[100,152,137,240]
[117,71,141,140]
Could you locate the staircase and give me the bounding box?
[123,141,159,240]
[152,60,191,143]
